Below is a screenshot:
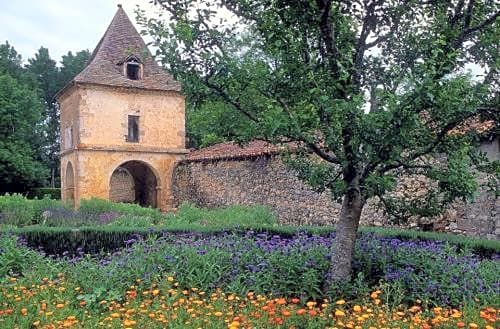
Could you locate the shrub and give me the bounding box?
[0,194,36,226]
[0,234,54,278]
[162,203,277,227]
[79,198,163,221]
[0,194,73,227]
[28,187,61,200]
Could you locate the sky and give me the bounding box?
[0,0,159,64]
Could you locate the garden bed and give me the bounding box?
[1,195,499,328]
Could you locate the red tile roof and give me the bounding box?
[449,118,496,135]
[184,140,287,162]
[57,5,180,98]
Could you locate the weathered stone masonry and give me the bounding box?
[173,154,499,239]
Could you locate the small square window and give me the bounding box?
[127,115,139,142]
[126,63,140,80]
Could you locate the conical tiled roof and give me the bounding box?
[71,5,180,92]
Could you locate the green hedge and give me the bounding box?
[6,224,499,256]
[28,188,61,200]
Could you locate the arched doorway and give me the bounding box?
[65,162,75,207]
[109,161,158,208]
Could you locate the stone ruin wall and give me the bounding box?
[173,155,499,239]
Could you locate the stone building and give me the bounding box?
[56,5,187,211]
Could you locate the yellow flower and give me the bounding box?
[353,305,362,312]
[123,319,137,326]
[306,301,316,308]
[335,310,346,317]
[110,313,120,318]
[469,324,478,329]
[214,311,223,317]
[335,300,346,305]
[167,276,174,282]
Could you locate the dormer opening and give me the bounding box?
[121,55,143,80]
[126,62,141,80]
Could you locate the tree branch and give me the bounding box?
[316,0,339,77]
[464,10,500,36]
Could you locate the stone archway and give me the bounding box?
[109,161,158,208]
[65,162,75,207]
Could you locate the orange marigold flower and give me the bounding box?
[290,298,300,304]
[123,319,136,326]
[308,310,317,317]
[281,309,291,317]
[20,308,28,316]
[296,309,306,316]
[276,298,286,305]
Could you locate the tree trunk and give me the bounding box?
[327,183,365,286]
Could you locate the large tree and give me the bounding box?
[140,0,499,285]
[0,73,48,192]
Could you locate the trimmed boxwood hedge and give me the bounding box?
[4,224,499,256]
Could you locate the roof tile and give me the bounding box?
[68,6,180,92]
[185,140,285,162]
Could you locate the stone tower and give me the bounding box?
[56,5,187,211]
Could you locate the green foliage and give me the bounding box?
[0,234,54,278]
[28,187,61,200]
[0,41,90,192]
[1,229,498,308]
[79,198,164,221]
[0,74,48,191]
[0,194,70,226]
[162,202,276,227]
[0,194,36,226]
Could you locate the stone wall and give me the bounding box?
[173,155,499,239]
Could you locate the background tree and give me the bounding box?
[140,0,499,286]
[187,100,252,147]
[59,50,91,87]
[0,73,47,192]
[0,42,89,192]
